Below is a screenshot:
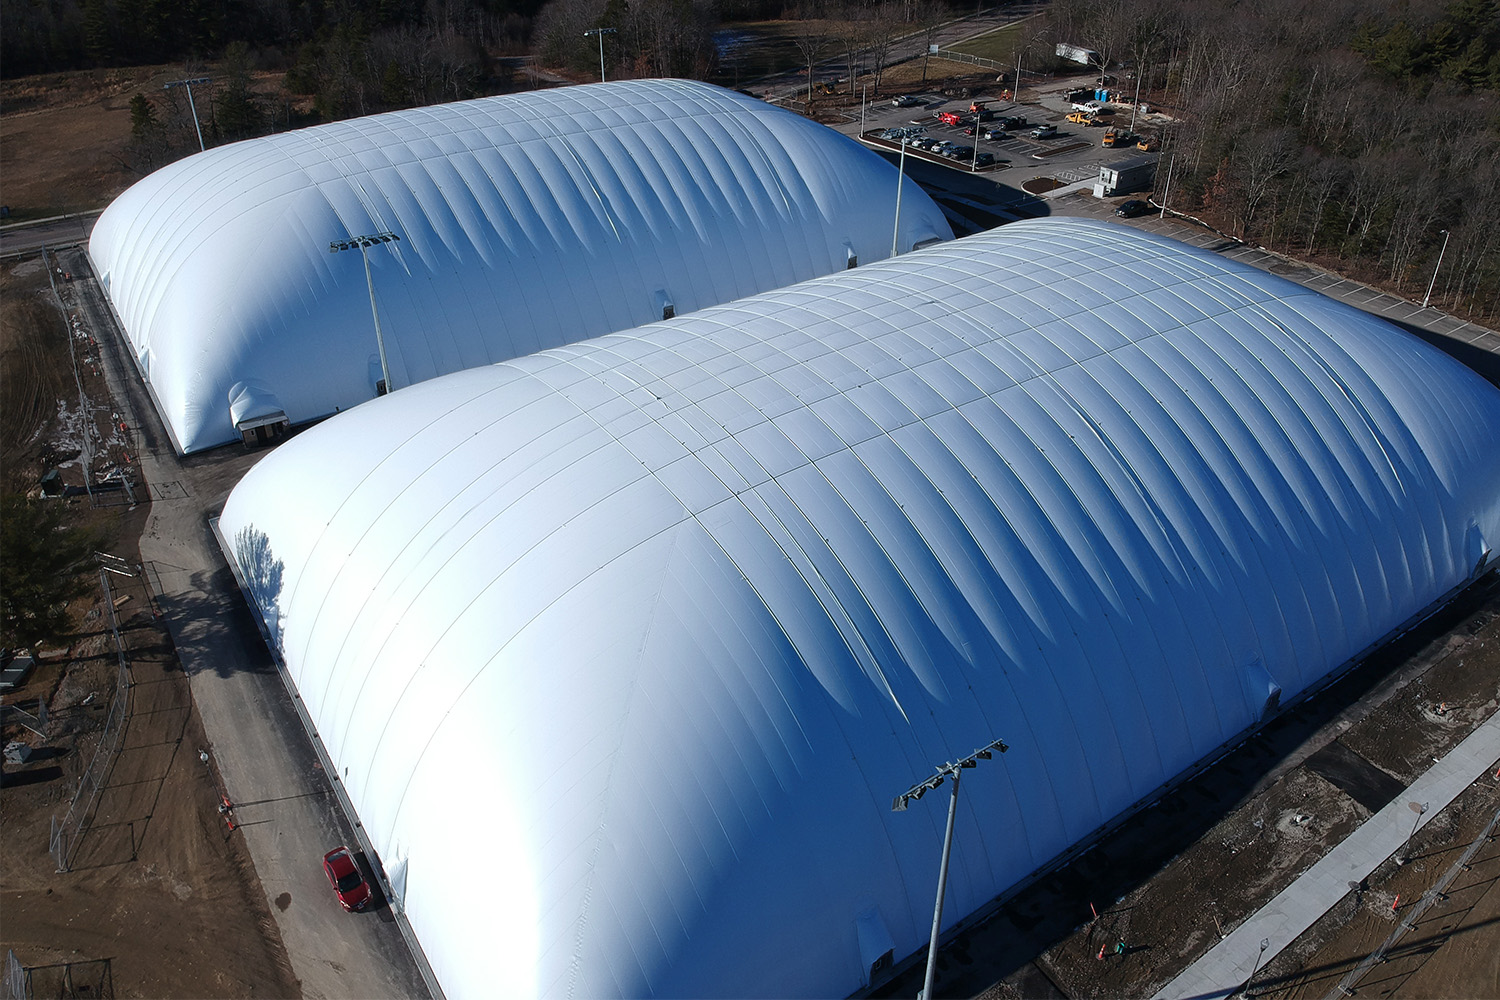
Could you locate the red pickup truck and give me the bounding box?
[938,111,965,126]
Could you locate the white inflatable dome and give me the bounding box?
[89,79,950,452]
[219,219,1500,999]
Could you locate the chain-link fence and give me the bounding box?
[47,565,134,872]
[1,951,26,1000]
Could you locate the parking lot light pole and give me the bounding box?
[1423,230,1450,309]
[1159,153,1176,219]
[893,736,1008,1000]
[584,28,616,83]
[164,77,211,151]
[892,138,909,257]
[329,231,402,396]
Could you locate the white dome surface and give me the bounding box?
[89,79,950,453]
[219,219,1500,999]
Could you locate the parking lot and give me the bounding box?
[852,82,1163,190]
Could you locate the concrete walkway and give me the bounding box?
[1155,712,1500,1000]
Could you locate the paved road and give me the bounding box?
[0,212,100,257]
[55,244,434,1000]
[752,4,1045,104]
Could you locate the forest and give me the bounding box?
[1049,0,1500,322]
[5,0,1498,320]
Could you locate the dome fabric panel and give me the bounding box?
[218,218,1500,999]
[89,79,950,453]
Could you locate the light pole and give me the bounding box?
[329,231,402,397]
[164,76,211,151]
[1398,801,1429,864]
[1159,153,1176,218]
[1244,936,1270,997]
[584,27,616,83]
[893,736,1009,1000]
[892,138,908,257]
[1129,64,1143,134]
[1423,230,1450,309]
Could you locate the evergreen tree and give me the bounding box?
[0,495,107,653]
[130,92,160,140]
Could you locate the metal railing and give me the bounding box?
[933,48,1005,70]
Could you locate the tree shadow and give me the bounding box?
[234,524,285,652]
[152,564,280,680]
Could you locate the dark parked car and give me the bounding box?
[1116,199,1150,218]
[323,846,372,911]
[973,152,996,167]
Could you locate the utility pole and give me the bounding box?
[164,77,211,152]
[584,28,616,83]
[893,736,1009,1000]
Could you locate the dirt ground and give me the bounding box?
[1,253,300,999]
[1,68,161,219]
[0,64,293,222]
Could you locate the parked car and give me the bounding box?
[973,152,996,168]
[981,126,1006,140]
[1029,124,1057,139]
[996,115,1029,130]
[891,95,922,107]
[1116,199,1149,218]
[323,847,372,912]
[946,145,975,160]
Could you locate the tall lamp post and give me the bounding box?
[329,231,402,397]
[893,736,1009,1000]
[1423,230,1450,309]
[892,138,908,257]
[164,76,211,151]
[584,27,616,83]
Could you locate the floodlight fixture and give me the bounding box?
[583,27,617,83]
[891,734,1008,999]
